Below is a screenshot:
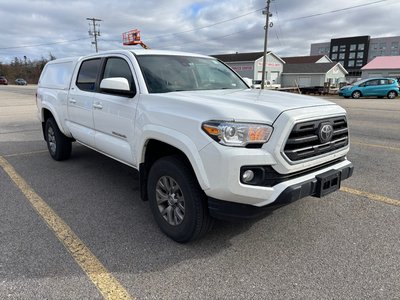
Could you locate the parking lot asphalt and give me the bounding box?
[0,85,399,299]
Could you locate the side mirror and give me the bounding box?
[100,77,130,92]
[242,77,252,87]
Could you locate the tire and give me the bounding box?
[147,155,213,243]
[351,91,361,99]
[387,90,397,99]
[45,117,72,161]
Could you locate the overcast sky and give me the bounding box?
[0,0,399,63]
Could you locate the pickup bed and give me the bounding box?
[37,49,353,242]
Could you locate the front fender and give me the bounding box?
[137,124,211,191]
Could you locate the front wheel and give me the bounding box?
[147,155,213,243]
[387,91,397,99]
[351,91,361,99]
[45,117,72,161]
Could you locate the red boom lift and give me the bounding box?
[122,29,149,49]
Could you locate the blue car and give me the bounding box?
[339,78,399,99]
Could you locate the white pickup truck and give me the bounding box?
[36,49,353,242]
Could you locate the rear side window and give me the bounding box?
[76,59,101,91]
[40,61,74,89]
[379,79,388,85]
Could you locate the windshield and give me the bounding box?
[136,55,248,93]
[352,78,369,86]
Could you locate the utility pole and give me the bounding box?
[87,17,102,53]
[261,0,272,90]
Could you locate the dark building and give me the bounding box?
[329,36,370,77]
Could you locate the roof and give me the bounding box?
[211,51,266,62]
[361,56,400,70]
[283,62,344,74]
[282,55,329,64]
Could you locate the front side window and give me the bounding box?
[102,57,135,95]
[364,80,379,86]
[136,55,248,93]
[76,59,101,91]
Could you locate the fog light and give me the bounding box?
[242,170,255,183]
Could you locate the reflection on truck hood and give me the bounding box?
[146,89,338,124]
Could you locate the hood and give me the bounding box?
[150,89,338,124]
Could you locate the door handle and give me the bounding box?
[69,99,77,104]
[93,102,103,109]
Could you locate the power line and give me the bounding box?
[161,28,254,49]
[0,37,90,50]
[100,7,264,43]
[173,0,391,49]
[284,0,389,21]
[146,7,264,40]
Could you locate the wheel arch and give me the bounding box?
[41,108,54,141]
[39,103,72,140]
[138,129,211,201]
[387,90,398,98]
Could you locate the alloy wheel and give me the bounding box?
[156,176,185,226]
[47,126,56,154]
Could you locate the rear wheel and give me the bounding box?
[147,155,213,243]
[45,117,72,161]
[351,91,361,99]
[387,90,397,99]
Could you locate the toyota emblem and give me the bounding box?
[319,124,334,143]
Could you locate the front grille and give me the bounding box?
[284,116,349,161]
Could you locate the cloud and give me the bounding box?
[0,0,398,63]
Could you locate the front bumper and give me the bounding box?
[339,90,351,97]
[208,162,353,220]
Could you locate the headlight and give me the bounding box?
[202,121,273,147]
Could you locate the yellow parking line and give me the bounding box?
[4,150,48,157]
[0,156,133,300]
[352,141,400,152]
[341,186,400,207]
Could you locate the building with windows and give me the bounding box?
[211,51,284,83]
[310,35,400,78]
[281,62,347,88]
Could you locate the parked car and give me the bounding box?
[339,78,399,99]
[251,79,281,89]
[15,78,27,85]
[0,76,8,85]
